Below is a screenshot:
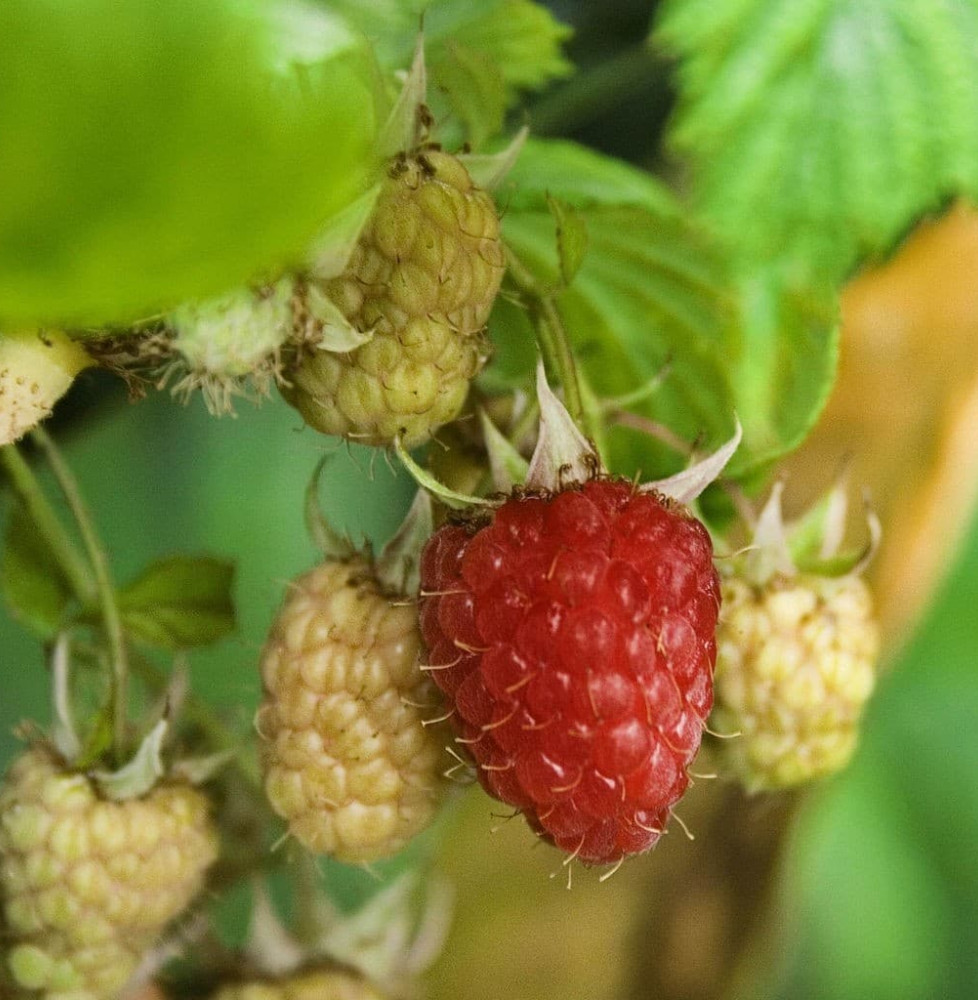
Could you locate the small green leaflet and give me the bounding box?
[328,0,572,138]
[1,501,72,637]
[118,556,236,650]
[547,195,589,288]
[657,0,978,284]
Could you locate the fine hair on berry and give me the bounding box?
[419,478,720,866]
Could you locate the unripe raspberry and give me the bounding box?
[164,280,295,414]
[258,558,448,862]
[0,747,219,999]
[208,967,385,1000]
[0,331,90,445]
[714,574,880,791]
[170,281,294,381]
[282,150,503,447]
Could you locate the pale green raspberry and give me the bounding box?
[0,331,90,445]
[0,748,219,999]
[281,150,503,447]
[258,558,448,862]
[714,574,880,792]
[165,279,296,415]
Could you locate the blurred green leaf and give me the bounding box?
[436,0,573,99]
[0,0,380,326]
[657,0,978,284]
[769,499,978,1000]
[491,139,837,477]
[328,0,571,101]
[432,42,507,150]
[784,759,951,1000]
[1,501,71,637]
[119,555,235,650]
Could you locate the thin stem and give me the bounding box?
[537,296,586,426]
[504,249,590,436]
[0,445,97,605]
[32,428,129,759]
[613,411,693,458]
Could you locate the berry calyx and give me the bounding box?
[419,478,721,865]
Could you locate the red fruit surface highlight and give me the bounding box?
[419,479,720,865]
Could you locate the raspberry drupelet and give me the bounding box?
[419,478,721,866]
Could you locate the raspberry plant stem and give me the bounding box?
[504,248,598,443]
[32,427,130,760]
[0,444,97,606]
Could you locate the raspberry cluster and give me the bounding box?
[283,150,504,447]
[419,479,720,865]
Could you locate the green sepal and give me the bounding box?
[394,439,495,511]
[92,718,168,801]
[375,490,434,597]
[479,408,529,492]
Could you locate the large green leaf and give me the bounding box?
[0,0,379,326]
[769,503,978,999]
[657,0,978,284]
[490,138,837,477]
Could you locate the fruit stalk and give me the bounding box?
[504,248,589,436]
[33,427,129,758]
[0,443,96,606]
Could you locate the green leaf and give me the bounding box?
[436,0,573,100]
[722,270,839,473]
[1,501,72,637]
[657,0,978,283]
[118,556,236,650]
[329,0,572,102]
[547,195,589,288]
[491,138,838,477]
[0,0,380,326]
[430,42,507,150]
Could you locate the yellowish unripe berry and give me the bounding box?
[0,748,219,999]
[714,574,880,791]
[209,966,386,1000]
[258,559,448,862]
[0,331,90,445]
[282,150,503,447]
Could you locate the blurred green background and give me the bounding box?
[4,1,978,998]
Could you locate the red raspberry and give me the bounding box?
[418,479,720,865]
